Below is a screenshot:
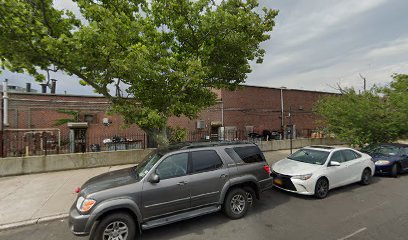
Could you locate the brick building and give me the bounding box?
[2,85,335,156]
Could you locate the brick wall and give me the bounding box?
[3,86,336,156]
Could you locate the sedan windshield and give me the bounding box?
[135,151,162,179]
[372,146,399,156]
[288,149,329,165]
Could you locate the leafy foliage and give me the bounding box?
[0,0,278,146]
[168,126,187,143]
[314,74,408,146]
[53,109,80,126]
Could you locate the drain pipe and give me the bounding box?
[3,79,9,127]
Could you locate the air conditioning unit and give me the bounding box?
[196,120,205,129]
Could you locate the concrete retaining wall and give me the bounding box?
[257,138,344,152]
[0,149,154,177]
[0,138,343,177]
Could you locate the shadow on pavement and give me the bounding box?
[141,189,290,240]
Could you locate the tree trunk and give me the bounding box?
[145,126,170,148]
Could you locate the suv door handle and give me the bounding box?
[177,181,188,186]
[220,174,228,178]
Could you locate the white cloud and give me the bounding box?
[268,0,388,49]
[365,38,408,58]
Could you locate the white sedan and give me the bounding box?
[271,145,375,198]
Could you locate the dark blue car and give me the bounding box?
[362,143,408,177]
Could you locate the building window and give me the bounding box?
[84,114,96,124]
[196,120,205,129]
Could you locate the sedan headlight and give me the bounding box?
[76,196,96,213]
[375,160,391,166]
[291,174,313,180]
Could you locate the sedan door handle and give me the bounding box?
[177,181,188,186]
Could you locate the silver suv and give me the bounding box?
[69,142,273,240]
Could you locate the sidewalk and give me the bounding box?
[0,149,292,231]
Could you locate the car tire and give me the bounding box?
[391,164,399,178]
[314,178,329,199]
[244,187,256,208]
[93,212,136,240]
[360,168,372,185]
[224,188,249,219]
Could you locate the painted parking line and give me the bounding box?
[337,227,367,240]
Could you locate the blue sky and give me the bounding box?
[2,0,408,95]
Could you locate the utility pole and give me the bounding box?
[359,73,367,92]
[280,87,287,140]
[289,106,293,154]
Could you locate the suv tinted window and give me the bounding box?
[342,150,361,161]
[156,153,188,180]
[191,150,223,173]
[233,146,265,163]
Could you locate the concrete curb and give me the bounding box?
[0,213,68,232]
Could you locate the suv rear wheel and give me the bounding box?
[224,188,249,219]
[93,212,136,240]
[244,187,256,207]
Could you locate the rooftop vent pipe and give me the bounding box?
[50,79,57,94]
[40,83,47,94]
[3,79,9,126]
[26,83,31,93]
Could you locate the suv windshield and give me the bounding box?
[135,151,162,179]
[288,149,329,165]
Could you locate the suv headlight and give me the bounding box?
[291,174,313,180]
[375,160,391,166]
[76,196,96,213]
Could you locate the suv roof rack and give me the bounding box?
[158,141,253,152]
[181,141,252,149]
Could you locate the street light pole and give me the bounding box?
[280,87,286,140]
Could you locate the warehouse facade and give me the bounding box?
[2,85,335,156]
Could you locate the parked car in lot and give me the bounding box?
[271,145,375,199]
[69,142,272,240]
[361,143,408,177]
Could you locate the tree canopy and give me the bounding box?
[0,0,278,145]
[314,74,408,147]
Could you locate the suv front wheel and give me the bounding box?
[224,188,249,219]
[93,212,136,240]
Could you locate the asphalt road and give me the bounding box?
[1,174,408,240]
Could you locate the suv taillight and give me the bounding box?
[263,165,271,175]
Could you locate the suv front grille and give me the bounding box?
[271,171,297,191]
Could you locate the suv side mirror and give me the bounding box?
[329,161,341,167]
[149,174,160,184]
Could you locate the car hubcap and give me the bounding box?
[363,172,370,183]
[103,221,128,240]
[231,194,246,214]
[317,181,328,196]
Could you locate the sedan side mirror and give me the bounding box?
[149,174,160,184]
[329,161,341,167]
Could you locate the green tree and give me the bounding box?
[0,0,278,146]
[382,74,408,139]
[53,109,80,126]
[314,74,408,147]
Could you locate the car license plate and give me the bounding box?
[273,178,282,185]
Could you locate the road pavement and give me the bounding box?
[1,172,408,240]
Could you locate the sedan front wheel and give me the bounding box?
[314,178,329,199]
